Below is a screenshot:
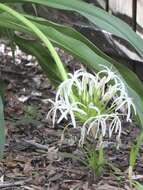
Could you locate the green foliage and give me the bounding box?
[83,144,105,176]
[23,105,39,119]
[0,96,5,158]
[14,105,42,125]
[60,143,105,176]
[3,0,143,55]
[129,131,143,182]
[0,80,6,101]
[133,181,143,190]
[0,5,143,128]
[0,3,68,81]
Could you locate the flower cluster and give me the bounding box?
[47,66,136,145]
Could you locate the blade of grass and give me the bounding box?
[129,130,143,182]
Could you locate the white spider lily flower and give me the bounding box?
[79,113,122,145]
[108,115,122,138]
[46,99,64,127]
[102,84,118,102]
[48,98,86,128]
[114,95,136,122]
[56,102,87,128]
[98,65,126,93]
[98,65,120,83]
[48,67,136,145]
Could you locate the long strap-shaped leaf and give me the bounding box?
[25,15,143,97]
[0,3,68,81]
[1,13,143,97]
[0,96,5,158]
[2,0,143,56]
[0,11,143,127]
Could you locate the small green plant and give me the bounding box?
[83,143,105,176]
[129,131,143,184]
[61,142,105,176]
[115,175,125,187]
[23,105,39,119]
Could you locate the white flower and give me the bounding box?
[47,66,136,146]
[79,113,122,145]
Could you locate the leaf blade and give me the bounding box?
[0,96,5,158]
[3,0,143,56]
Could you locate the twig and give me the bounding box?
[22,139,49,151]
[0,180,25,188]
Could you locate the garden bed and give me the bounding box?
[0,44,143,190]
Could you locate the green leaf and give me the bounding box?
[133,181,143,190]
[0,3,68,81]
[6,29,16,64]
[129,131,143,168]
[0,96,5,158]
[25,15,143,98]
[3,0,143,56]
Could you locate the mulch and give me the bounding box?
[0,42,143,190]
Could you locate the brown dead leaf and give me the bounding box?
[47,146,59,161]
[23,161,33,176]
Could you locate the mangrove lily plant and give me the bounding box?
[48,66,136,145]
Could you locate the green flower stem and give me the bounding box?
[0,3,68,81]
